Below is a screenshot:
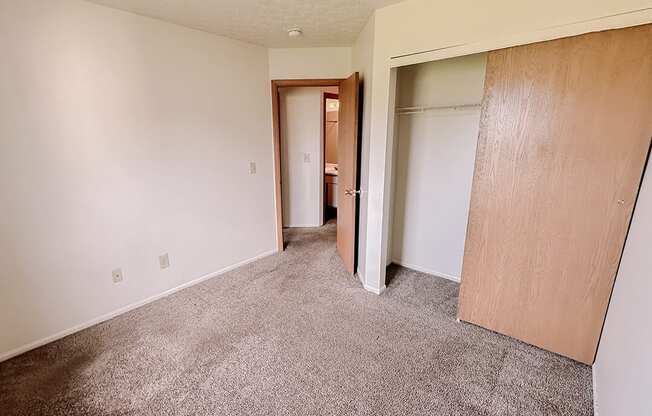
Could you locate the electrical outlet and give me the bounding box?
[112,268,123,284]
[303,153,311,163]
[159,253,170,269]
[249,161,257,175]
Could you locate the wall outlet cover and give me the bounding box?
[112,268,123,283]
[249,161,257,174]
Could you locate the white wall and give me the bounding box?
[391,54,486,281]
[351,14,376,282]
[268,47,352,80]
[0,0,276,360]
[279,87,324,228]
[325,103,338,164]
[594,160,652,415]
[361,0,652,292]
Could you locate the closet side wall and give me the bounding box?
[594,158,652,415]
[391,54,487,280]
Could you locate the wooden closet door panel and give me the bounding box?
[458,24,652,364]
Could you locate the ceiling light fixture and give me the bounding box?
[287,28,303,38]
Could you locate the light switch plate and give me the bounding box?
[304,153,311,163]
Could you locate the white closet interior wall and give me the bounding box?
[391,53,487,281]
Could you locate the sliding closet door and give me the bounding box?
[458,24,652,364]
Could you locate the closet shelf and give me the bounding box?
[396,103,481,115]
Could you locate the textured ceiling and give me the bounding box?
[85,0,404,47]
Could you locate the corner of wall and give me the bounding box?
[592,364,599,416]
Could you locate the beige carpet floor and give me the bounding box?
[0,223,593,415]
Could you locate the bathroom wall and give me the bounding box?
[325,101,339,164]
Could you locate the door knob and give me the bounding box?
[345,189,361,196]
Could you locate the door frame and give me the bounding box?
[271,79,344,252]
[322,91,339,224]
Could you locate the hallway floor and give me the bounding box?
[0,223,593,415]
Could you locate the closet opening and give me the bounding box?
[383,24,651,365]
[388,53,487,283]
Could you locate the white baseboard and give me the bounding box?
[357,270,386,295]
[363,283,386,295]
[592,364,599,416]
[0,249,277,363]
[285,223,321,228]
[391,259,461,283]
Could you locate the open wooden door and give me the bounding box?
[336,72,360,274]
[458,25,652,364]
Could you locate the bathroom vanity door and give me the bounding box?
[458,24,652,364]
[337,72,360,275]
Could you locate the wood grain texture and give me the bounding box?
[458,24,652,364]
[337,73,360,274]
[273,79,342,88]
[271,81,284,251]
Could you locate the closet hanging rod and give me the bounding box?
[396,102,482,115]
